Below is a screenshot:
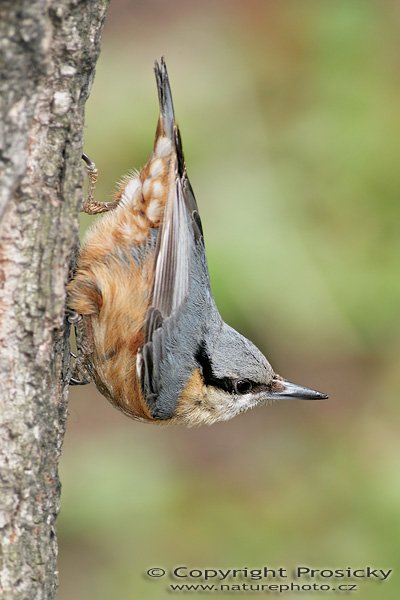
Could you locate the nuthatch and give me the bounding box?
[67,58,328,426]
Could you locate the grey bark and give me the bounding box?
[0,1,108,598]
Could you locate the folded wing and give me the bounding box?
[138,59,206,419]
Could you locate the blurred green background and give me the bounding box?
[59,1,400,598]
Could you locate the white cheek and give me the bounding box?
[226,394,259,418]
[207,391,261,423]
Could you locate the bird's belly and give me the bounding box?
[87,245,156,420]
[68,216,158,420]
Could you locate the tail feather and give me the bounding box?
[154,57,175,139]
[154,57,203,243]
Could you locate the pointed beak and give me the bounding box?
[269,376,328,401]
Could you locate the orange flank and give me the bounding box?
[67,131,175,420]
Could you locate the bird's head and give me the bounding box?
[174,322,327,426]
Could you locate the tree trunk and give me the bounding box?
[0,1,108,597]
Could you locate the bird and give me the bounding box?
[67,58,328,426]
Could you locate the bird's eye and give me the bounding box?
[234,379,253,394]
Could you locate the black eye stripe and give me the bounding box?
[195,341,233,392]
[195,342,257,395]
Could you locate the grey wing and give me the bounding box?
[138,150,207,419]
[138,58,207,419]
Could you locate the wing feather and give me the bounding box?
[138,60,208,419]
